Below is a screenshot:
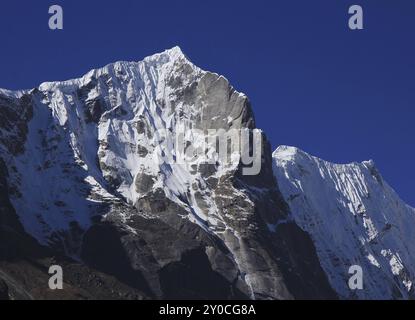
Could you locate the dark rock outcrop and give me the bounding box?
[0,279,9,300]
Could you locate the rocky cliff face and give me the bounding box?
[0,47,335,300]
[273,146,415,299]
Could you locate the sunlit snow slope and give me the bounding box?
[273,146,415,299]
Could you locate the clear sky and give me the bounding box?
[1,0,414,205]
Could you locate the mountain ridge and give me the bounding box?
[273,145,415,299]
[0,46,335,299]
[1,47,412,300]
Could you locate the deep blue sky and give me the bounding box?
[1,0,414,205]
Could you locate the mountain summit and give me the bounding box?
[0,47,334,299]
[273,145,415,299]
[0,47,412,300]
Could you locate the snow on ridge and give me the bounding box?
[34,46,195,92]
[274,145,375,168]
[0,88,29,98]
[0,46,192,97]
[273,145,415,299]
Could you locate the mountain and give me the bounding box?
[1,47,413,300]
[273,146,415,299]
[0,47,335,300]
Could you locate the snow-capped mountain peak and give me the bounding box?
[273,146,415,299]
[2,47,414,300]
[3,47,209,245]
[2,47,337,300]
